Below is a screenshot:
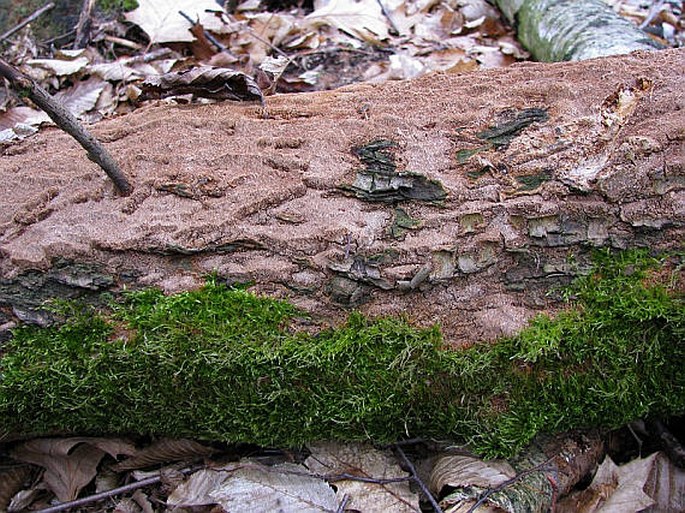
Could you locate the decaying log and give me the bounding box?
[0,49,683,345]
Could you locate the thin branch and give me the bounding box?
[35,467,197,513]
[73,0,96,49]
[335,494,350,513]
[0,2,55,42]
[394,445,443,513]
[639,0,666,29]
[0,58,132,196]
[179,10,227,51]
[376,0,400,35]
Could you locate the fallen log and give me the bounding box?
[1,48,682,345]
[0,49,683,457]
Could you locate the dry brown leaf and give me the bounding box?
[429,454,516,496]
[0,106,49,130]
[167,463,339,512]
[113,438,215,471]
[557,452,685,513]
[11,438,136,502]
[305,441,420,512]
[53,77,107,119]
[8,487,45,513]
[306,0,389,44]
[25,57,89,77]
[125,0,230,44]
[139,67,264,103]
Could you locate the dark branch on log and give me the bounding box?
[0,58,133,196]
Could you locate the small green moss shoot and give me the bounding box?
[1,250,683,458]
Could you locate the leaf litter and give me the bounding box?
[0,0,684,511]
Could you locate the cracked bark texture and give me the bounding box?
[1,49,683,346]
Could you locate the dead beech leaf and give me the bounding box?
[306,0,389,44]
[0,106,50,130]
[112,438,215,471]
[429,454,516,495]
[139,67,264,103]
[25,57,89,77]
[54,77,107,119]
[167,463,339,512]
[11,438,136,502]
[125,0,230,44]
[305,441,420,512]
[557,452,685,513]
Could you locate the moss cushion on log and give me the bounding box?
[1,250,683,457]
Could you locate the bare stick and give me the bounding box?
[179,10,227,51]
[335,494,350,513]
[0,58,132,196]
[0,2,55,42]
[394,445,443,513]
[35,466,197,513]
[73,0,96,49]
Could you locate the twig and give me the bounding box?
[35,467,197,513]
[639,0,666,29]
[376,0,400,35]
[224,12,290,61]
[73,0,95,49]
[179,10,227,51]
[336,493,350,513]
[103,34,143,51]
[394,445,443,513]
[0,58,132,196]
[325,472,411,485]
[36,476,162,513]
[0,2,55,42]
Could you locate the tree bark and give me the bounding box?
[494,0,662,61]
[0,49,683,345]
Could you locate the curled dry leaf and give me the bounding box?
[557,452,685,513]
[112,438,216,472]
[429,453,516,496]
[139,67,264,103]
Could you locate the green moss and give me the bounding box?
[1,251,683,458]
[98,0,138,12]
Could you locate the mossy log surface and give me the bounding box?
[0,50,684,454]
